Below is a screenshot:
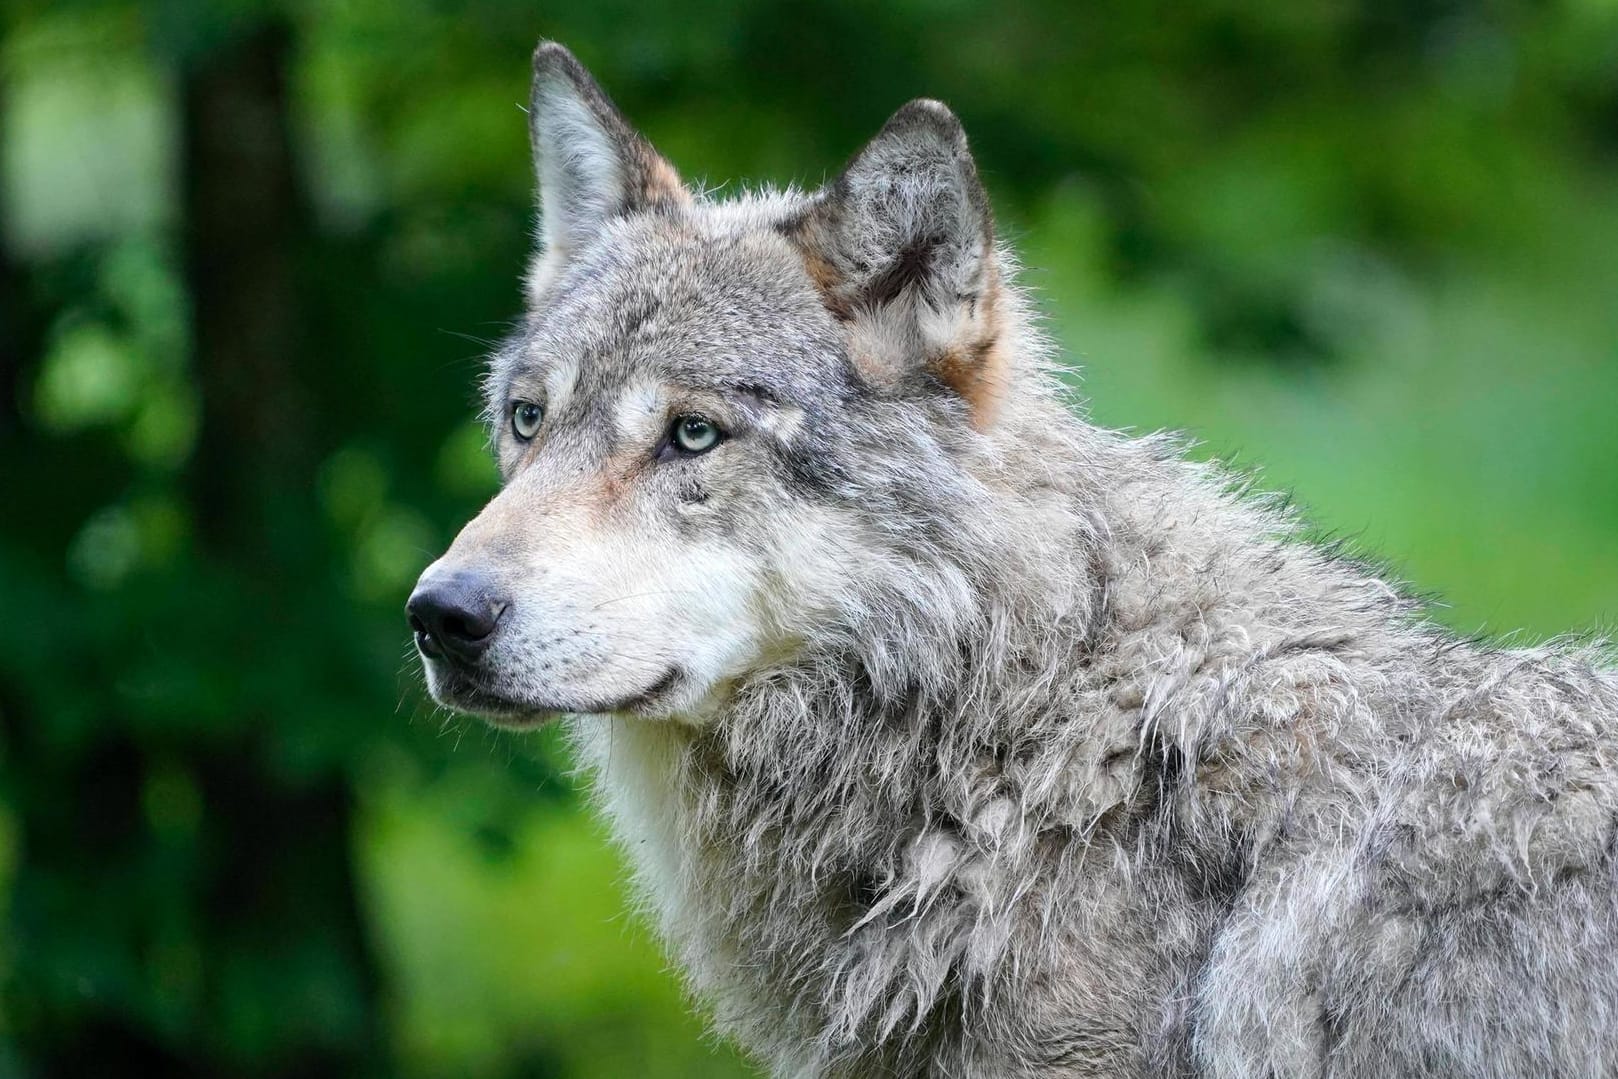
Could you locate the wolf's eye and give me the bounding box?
[670,415,723,455]
[511,400,544,441]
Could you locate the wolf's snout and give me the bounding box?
[407,570,509,664]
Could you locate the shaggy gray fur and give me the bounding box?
[421,44,1618,1078]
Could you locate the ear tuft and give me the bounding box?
[784,98,1006,428]
[531,40,588,86]
[877,98,969,152]
[526,42,687,300]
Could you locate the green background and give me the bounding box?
[2,1,1616,1075]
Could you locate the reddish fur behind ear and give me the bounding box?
[786,227,1009,430]
[931,311,1008,431]
[632,149,691,210]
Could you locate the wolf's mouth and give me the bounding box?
[604,667,681,712]
[432,665,682,725]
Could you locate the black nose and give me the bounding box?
[407,571,509,664]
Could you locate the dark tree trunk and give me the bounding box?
[171,21,385,1077]
[182,20,313,551]
[5,16,385,1079]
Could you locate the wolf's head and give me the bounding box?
[410,43,1047,727]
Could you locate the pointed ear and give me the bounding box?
[785,99,1007,429]
[527,42,688,298]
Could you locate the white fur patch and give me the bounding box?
[542,354,579,416]
[611,377,665,445]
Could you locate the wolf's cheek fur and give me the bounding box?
[492,538,767,721]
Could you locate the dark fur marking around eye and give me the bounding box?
[731,382,779,407]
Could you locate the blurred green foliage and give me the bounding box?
[1,0,1615,1075]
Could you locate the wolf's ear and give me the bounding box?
[785,100,1006,429]
[527,42,688,298]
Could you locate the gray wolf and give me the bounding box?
[407,42,1618,1078]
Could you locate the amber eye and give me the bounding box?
[670,415,722,454]
[511,400,544,441]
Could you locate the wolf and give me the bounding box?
[407,42,1618,1078]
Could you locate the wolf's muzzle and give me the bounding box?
[407,569,509,665]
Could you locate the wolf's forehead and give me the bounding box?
[498,219,847,403]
